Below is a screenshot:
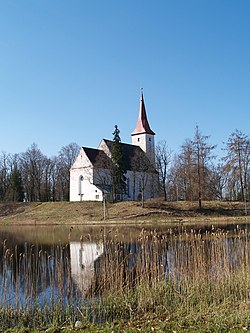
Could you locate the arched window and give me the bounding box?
[79,175,84,199]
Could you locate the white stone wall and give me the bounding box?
[131,133,155,166]
[70,148,104,201]
[98,139,111,157]
[132,133,146,152]
[70,167,157,202]
[70,167,103,201]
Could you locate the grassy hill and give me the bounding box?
[0,199,249,225]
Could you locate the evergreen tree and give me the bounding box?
[9,165,24,202]
[111,125,126,201]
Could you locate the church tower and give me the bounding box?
[131,91,155,165]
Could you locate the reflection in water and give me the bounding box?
[0,224,249,310]
[70,242,103,294]
[0,242,71,308]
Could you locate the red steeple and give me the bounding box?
[131,92,155,136]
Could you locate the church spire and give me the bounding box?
[131,91,156,166]
[131,91,155,136]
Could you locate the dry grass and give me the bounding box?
[1,226,250,331]
[0,199,249,226]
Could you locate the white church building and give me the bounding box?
[69,93,158,202]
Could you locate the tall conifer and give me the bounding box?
[9,165,24,202]
[111,125,126,201]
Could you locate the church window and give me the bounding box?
[79,175,84,196]
[95,195,99,200]
[137,138,140,142]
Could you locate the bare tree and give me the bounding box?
[223,130,250,202]
[209,163,228,200]
[191,126,216,209]
[0,152,11,201]
[48,156,60,201]
[0,142,85,203]
[178,139,196,201]
[131,149,154,208]
[58,143,80,200]
[6,154,24,202]
[174,127,216,207]
[20,143,47,201]
[168,154,185,201]
[156,140,171,200]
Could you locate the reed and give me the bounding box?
[0,225,250,331]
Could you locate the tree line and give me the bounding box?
[0,142,80,202]
[156,127,250,206]
[0,127,249,204]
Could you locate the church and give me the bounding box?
[69,93,158,202]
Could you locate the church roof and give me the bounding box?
[83,147,111,168]
[83,139,156,172]
[102,139,148,171]
[131,93,155,136]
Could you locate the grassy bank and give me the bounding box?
[0,200,249,225]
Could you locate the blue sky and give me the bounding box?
[0,0,249,159]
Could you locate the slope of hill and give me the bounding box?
[0,200,249,225]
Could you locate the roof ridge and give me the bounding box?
[103,139,143,148]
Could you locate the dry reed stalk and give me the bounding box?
[1,226,250,329]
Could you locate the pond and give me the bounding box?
[0,222,249,325]
[0,225,249,306]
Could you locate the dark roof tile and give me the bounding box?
[83,147,111,168]
[103,139,148,171]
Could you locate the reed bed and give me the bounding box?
[1,225,250,331]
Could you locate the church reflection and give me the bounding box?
[0,224,249,308]
[70,241,104,294]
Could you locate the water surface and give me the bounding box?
[0,222,249,309]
